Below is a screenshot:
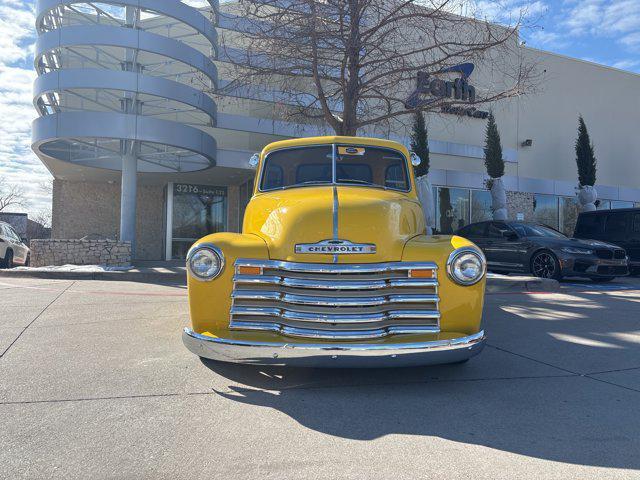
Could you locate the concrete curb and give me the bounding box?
[485,274,560,293]
[0,269,186,284]
[0,268,559,292]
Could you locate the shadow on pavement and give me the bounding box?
[199,287,640,470]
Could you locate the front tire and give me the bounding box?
[531,250,562,280]
[2,250,14,269]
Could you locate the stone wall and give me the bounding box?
[30,239,131,267]
[52,180,165,261]
[506,191,535,221]
[53,179,242,261]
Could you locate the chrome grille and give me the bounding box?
[230,259,440,340]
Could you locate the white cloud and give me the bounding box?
[470,0,549,23]
[563,0,640,51]
[0,2,35,63]
[611,58,640,70]
[528,29,568,48]
[620,31,640,48]
[0,0,51,216]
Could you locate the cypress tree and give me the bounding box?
[410,111,430,177]
[575,115,597,186]
[484,111,504,179]
[439,187,453,234]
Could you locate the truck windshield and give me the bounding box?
[260,144,410,192]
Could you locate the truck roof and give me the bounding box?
[260,136,409,158]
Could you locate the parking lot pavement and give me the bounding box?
[1,277,640,479]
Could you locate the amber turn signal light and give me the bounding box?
[237,266,263,275]
[408,269,434,279]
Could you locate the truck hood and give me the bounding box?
[242,186,425,262]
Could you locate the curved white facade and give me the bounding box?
[32,0,219,173]
[32,0,219,252]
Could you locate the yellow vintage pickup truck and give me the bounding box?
[183,136,486,367]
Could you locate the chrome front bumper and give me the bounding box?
[182,328,486,368]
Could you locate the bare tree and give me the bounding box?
[0,179,27,212]
[28,209,52,239]
[219,0,541,136]
[32,210,52,229]
[39,179,54,197]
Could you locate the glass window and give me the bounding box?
[533,195,559,229]
[335,145,409,190]
[559,197,580,236]
[604,212,628,234]
[611,200,634,209]
[261,146,332,191]
[260,145,410,191]
[171,184,228,259]
[471,190,492,223]
[4,225,19,241]
[436,187,470,234]
[335,163,373,183]
[263,164,285,190]
[596,199,611,210]
[575,214,605,236]
[511,223,566,238]
[385,164,407,189]
[458,222,487,237]
[486,222,511,238]
[296,163,333,184]
[633,213,640,233]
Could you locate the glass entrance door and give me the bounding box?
[170,183,227,259]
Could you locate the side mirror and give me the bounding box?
[248,153,260,169]
[503,231,518,241]
[410,152,421,166]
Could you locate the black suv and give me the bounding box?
[574,208,640,274]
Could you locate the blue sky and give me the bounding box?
[0,0,638,216]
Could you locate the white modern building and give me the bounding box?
[32,1,640,260]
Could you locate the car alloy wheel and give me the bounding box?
[531,251,559,279]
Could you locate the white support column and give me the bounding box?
[165,182,174,261]
[119,4,139,257]
[120,153,137,255]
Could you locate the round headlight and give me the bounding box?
[447,248,486,286]
[187,245,224,281]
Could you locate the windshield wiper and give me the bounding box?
[338,179,374,185]
[284,181,332,189]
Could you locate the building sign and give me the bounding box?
[174,183,227,197]
[405,63,489,119]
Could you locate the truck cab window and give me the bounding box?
[260,144,409,192]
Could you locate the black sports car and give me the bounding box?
[455,220,628,281]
